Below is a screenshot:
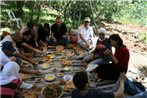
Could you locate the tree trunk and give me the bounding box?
[77,12,81,28]
[16,1,24,17]
[72,2,78,29]
[29,1,36,22]
[89,0,98,31]
[35,2,41,23]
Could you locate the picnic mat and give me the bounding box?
[20,45,116,98]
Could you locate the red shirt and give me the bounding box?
[114,46,130,71]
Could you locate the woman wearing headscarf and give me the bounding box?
[0,62,33,98]
[83,28,111,68]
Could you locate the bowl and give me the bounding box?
[41,84,63,98]
[47,54,55,58]
[44,74,56,82]
[41,63,49,70]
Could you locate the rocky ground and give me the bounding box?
[102,22,147,87]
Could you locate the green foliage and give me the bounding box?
[139,32,147,44]
[1,0,147,27]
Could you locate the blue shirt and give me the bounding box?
[72,89,114,98]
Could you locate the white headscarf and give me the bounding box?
[0,61,33,89]
[0,61,21,85]
[98,28,107,41]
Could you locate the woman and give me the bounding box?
[0,62,33,98]
[83,28,111,66]
[95,34,130,80]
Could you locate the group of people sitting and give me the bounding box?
[0,16,146,98]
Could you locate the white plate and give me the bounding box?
[63,75,73,81]
[40,63,49,70]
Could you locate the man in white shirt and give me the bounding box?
[0,41,40,74]
[78,17,94,50]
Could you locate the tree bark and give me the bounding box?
[77,3,81,28]
[16,1,24,17]
[89,0,98,31]
[29,2,35,22]
[35,2,41,23]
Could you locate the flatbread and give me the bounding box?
[19,73,28,80]
[22,90,38,98]
[64,80,75,92]
[42,56,52,62]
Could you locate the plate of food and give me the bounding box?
[57,73,64,78]
[66,50,74,57]
[52,68,58,72]
[63,66,70,71]
[43,56,52,62]
[61,58,72,67]
[35,78,42,83]
[41,83,63,98]
[47,54,55,58]
[56,45,64,52]
[64,80,75,92]
[19,73,28,80]
[44,74,56,82]
[60,66,70,72]
[49,61,54,65]
[22,90,38,98]
[67,44,74,48]
[40,63,49,70]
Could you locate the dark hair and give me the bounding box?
[73,71,88,90]
[27,22,34,28]
[23,31,31,36]
[109,34,123,48]
[44,23,50,28]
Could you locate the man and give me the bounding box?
[0,31,10,41]
[72,71,145,98]
[72,71,125,98]
[0,31,40,67]
[16,31,42,54]
[48,17,68,45]
[20,22,38,47]
[37,23,50,45]
[78,17,94,50]
[0,41,40,74]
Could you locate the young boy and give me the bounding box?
[72,71,146,98]
[72,71,125,98]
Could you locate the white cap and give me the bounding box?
[98,28,107,34]
[84,17,91,22]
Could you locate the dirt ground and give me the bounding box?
[102,22,147,87]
